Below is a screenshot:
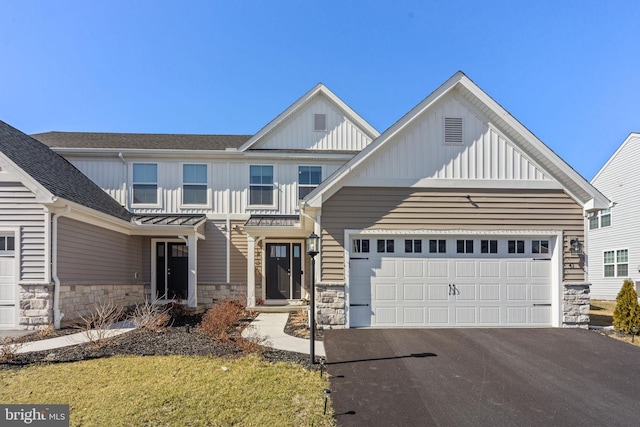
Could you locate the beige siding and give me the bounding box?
[197,221,227,283]
[229,221,248,283]
[57,217,144,284]
[0,182,46,282]
[321,187,584,282]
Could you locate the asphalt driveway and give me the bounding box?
[324,328,640,426]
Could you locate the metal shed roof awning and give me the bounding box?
[244,215,300,227]
[133,214,207,226]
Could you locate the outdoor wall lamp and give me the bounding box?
[306,232,320,364]
[570,237,584,255]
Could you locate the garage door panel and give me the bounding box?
[479,307,501,323]
[375,283,397,301]
[454,284,477,301]
[507,307,528,324]
[375,307,397,324]
[428,284,449,300]
[531,284,551,301]
[455,261,476,278]
[479,261,500,277]
[403,261,424,278]
[404,307,425,324]
[531,306,551,323]
[403,283,424,301]
[507,261,528,277]
[428,307,449,323]
[507,284,527,301]
[531,262,551,277]
[376,260,396,277]
[455,307,477,324]
[428,261,449,277]
[479,284,500,301]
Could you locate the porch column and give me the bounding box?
[187,233,197,308]
[247,235,256,307]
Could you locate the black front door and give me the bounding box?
[266,243,303,300]
[156,242,189,300]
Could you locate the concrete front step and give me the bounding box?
[250,305,308,313]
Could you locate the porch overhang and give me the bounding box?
[243,214,311,238]
[131,214,207,239]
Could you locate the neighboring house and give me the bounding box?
[587,133,639,300]
[0,72,608,331]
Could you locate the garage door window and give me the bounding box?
[352,239,370,253]
[481,240,498,254]
[532,240,549,254]
[405,239,422,253]
[377,239,394,253]
[429,239,446,253]
[508,240,525,254]
[457,239,474,254]
[0,235,15,253]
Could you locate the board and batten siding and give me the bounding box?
[589,134,640,299]
[252,95,374,151]
[70,159,126,206]
[348,95,548,183]
[0,182,46,282]
[57,217,144,284]
[321,187,584,282]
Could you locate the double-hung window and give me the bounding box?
[249,165,274,206]
[604,249,628,277]
[182,164,207,205]
[298,166,322,200]
[589,209,611,230]
[133,163,158,205]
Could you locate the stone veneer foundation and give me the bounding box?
[19,284,54,330]
[197,283,247,308]
[314,282,591,329]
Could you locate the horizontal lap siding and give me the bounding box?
[197,221,227,283]
[0,182,46,282]
[57,217,144,284]
[229,222,248,283]
[321,187,584,282]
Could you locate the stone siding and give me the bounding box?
[562,283,590,328]
[198,283,247,308]
[59,283,150,324]
[19,284,54,330]
[316,283,346,329]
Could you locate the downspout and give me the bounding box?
[51,205,71,329]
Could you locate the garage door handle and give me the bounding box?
[350,303,369,307]
[533,258,551,261]
[533,304,551,306]
[350,257,369,260]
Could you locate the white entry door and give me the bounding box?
[0,251,17,329]
[349,235,554,328]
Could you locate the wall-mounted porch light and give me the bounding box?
[570,237,583,255]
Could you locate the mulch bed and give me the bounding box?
[0,312,320,371]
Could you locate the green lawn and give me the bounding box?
[0,355,334,426]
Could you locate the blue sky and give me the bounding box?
[1,1,638,179]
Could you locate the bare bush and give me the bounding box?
[130,299,172,331]
[0,337,24,361]
[79,299,125,346]
[198,299,245,341]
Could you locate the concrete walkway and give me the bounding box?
[242,312,325,357]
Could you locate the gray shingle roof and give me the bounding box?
[0,121,132,222]
[32,131,252,151]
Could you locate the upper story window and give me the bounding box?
[589,209,611,230]
[298,166,322,200]
[444,117,463,145]
[314,113,327,131]
[0,235,15,253]
[183,164,207,205]
[133,163,158,205]
[249,165,274,206]
[604,249,628,277]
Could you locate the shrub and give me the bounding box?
[79,299,125,346]
[130,299,172,331]
[613,279,640,335]
[198,299,245,341]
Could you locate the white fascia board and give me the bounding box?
[0,152,56,203]
[53,148,244,159]
[205,213,251,221]
[345,177,562,190]
[50,199,134,235]
[591,132,640,184]
[305,72,466,207]
[241,151,356,160]
[238,83,379,152]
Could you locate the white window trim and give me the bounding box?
[247,164,278,210]
[603,248,629,278]
[297,164,323,201]
[180,163,211,208]
[130,162,162,209]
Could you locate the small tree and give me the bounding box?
[613,279,640,335]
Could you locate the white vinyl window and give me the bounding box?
[133,163,158,205]
[249,165,274,206]
[589,209,611,230]
[182,164,207,205]
[298,166,322,200]
[604,249,628,278]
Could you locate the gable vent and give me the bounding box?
[444,117,463,145]
[314,113,327,131]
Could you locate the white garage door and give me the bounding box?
[349,236,553,328]
[0,254,17,329]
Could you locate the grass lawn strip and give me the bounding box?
[0,355,334,426]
